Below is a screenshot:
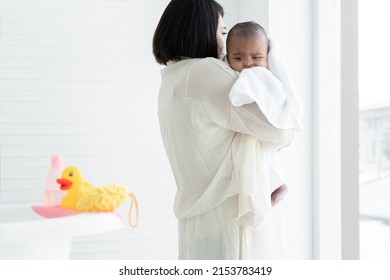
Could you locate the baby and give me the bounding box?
[226,21,288,206]
[226,21,269,72]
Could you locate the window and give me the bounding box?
[359,0,390,259]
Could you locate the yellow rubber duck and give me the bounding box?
[57,166,139,227]
[57,166,94,210]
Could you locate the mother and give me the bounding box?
[153,0,293,259]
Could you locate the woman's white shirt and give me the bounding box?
[158,57,293,225]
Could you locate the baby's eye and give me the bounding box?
[222,31,227,36]
[253,56,264,60]
[233,57,243,61]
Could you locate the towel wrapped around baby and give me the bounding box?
[230,39,303,131]
[229,39,303,231]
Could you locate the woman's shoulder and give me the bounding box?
[185,58,238,102]
[191,58,237,78]
[192,58,237,81]
[162,58,235,77]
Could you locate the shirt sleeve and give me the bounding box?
[186,58,294,148]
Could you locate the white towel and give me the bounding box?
[229,39,303,131]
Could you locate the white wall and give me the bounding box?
[238,0,269,30]
[268,0,313,260]
[0,0,239,260]
[0,0,313,260]
[312,0,342,259]
[0,0,175,259]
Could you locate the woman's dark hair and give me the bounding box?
[153,0,224,65]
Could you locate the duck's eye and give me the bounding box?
[69,171,73,177]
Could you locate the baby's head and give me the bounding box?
[226,21,269,72]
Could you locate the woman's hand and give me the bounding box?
[271,184,288,206]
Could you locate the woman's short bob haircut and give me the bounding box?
[153,0,224,65]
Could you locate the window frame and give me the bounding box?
[312,0,359,259]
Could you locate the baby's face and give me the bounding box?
[227,35,268,72]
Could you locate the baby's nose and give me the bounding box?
[243,59,254,68]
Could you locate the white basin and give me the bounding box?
[0,205,123,259]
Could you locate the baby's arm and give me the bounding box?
[269,150,288,206]
[271,184,288,206]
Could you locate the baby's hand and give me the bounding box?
[271,184,288,206]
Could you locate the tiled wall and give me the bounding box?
[0,0,238,260]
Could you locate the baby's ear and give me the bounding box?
[266,38,271,54]
[267,37,274,51]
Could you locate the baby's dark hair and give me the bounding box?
[227,21,268,52]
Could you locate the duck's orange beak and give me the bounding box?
[57,178,73,190]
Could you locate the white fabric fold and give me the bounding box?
[232,133,273,229]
